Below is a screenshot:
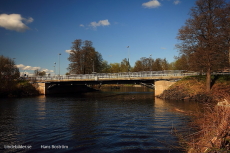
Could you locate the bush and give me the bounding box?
[0,80,39,97]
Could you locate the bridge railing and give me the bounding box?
[33,71,199,81]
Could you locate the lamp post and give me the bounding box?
[54,62,56,76]
[127,46,130,72]
[58,53,61,76]
[150,54,152,71]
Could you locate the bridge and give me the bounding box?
[32,70,198,95]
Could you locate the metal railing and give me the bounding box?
[33,70,199,81]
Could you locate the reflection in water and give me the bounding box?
[36,95,46,120]
[0,87,200,153]
[0,98,19,151]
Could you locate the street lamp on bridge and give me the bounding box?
[58,53,61,76]
[150,54,152,71]
[54,62,56,76]
[127,46,130,72]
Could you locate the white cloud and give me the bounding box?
[17,64,54,76]
[23,66,33,70]
[90,19,110,28]
[0,14,34,32]
[161,47,167,50]
[174,0,181,5]
[42,69,54,73]
[65,50,72,54]
[16,64,26,69]
[17,64,53,73]
[16,64,40,70]
[142,0,161,8]
[25,17,34,23]
[79,24,84,27]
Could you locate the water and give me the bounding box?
[0,87,200,153]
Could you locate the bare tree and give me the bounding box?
[67,39,103,74]
[176,0,230,92]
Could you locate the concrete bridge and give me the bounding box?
[32,70,197,95]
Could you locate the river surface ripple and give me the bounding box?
[0,87,200,153]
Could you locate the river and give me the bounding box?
[0,86,200,153]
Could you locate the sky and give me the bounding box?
[0,0,204,76]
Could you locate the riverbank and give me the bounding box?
[156,75,230,152]
[157,75,230,103]
[0,80,39,98]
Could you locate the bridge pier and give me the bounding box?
[154,81,176,96]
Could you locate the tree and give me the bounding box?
[176,0,230,92]
[120,58,131,72]
[34,69,46,76]
[132,57,171,72]
[133,60,143,72]
[0,55,19,79]
[100,60,111,73]
[219,2,230,65]
[39,71,46,76]
[67,39,103,74]
[0,55,20,93]
[133,57,154,72]
[161,58,169,70]
[152,58,162,71]
[109,63,121,73]
[168,62,175,70]
[173,55,189,70]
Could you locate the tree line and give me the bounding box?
[66,39,188,75]
[67,0,230,92]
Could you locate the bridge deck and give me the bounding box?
[35,75,186,83]
[35,71,197,82]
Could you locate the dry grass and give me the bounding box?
[184,100,230,153]
[169,76,207,96]
[167,76,230,152]
[211,82,230,102]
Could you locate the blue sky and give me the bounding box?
[0,0,201,76]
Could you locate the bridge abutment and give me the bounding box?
[33,83,46,94]
[154,81,176,96]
